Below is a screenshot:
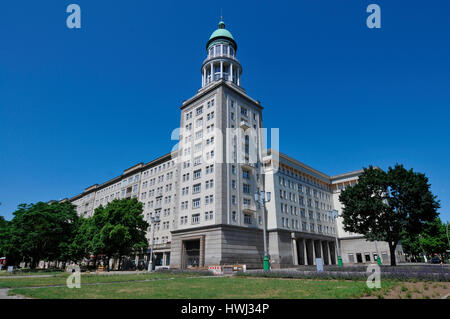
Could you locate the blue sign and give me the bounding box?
[147,249,152,253]
[316,258,324,272]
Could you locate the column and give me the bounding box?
[303,239,308,265]
[230,63,233,83]
[292,235,298,266]
[210,63,213,82]
[220,61,223,80]
[163,253,167,266]
[237,68,240,86]
[203,67,206,86]
[327,242,332,266]
[312,240,316,265]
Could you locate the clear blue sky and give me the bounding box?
[0,0,449,222]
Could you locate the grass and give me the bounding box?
[8,276,398,299]
[0,271,207,289]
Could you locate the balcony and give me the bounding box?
[242,203,256,214]
[240,120,249,130]
[241,160,255,170]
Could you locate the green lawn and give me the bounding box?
[0,270,64,277]
[0,272,203,289]
[8,276,396,299]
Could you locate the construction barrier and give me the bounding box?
[208,264,247,275]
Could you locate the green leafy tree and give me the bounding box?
[6,201,79,268]
[69,216,95,261]
[90,198,149,270]
[402,217,449,262]
[0,216,10,258]
[339,164,440,266]
[419,218,448,257]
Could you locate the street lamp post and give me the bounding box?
[147,215,160,272]
[329,210,343,267]
[255,190,271,271]
[374,240,382,266]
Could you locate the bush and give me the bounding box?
[153,268,214,276]
[237,266,449,282]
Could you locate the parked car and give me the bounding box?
[431,256,441,264]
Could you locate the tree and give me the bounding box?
[401,217,448,261]
[6,201,79,268]
[69,216,97,262]
[0,216,10,257]
[339,164,440,266]
[90,198,149,270]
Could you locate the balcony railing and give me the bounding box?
[243,203,256,213]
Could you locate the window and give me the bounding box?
[196,106,203,116]
[193,156,202,166]
[205,211,214,220]
[205,195,214,205]
[195,143,202,153]
[243,184,250,194]
[193,184,201,194]
[192,198,201,209]
[192,213,200,224]
[348,253,355,263]
[193,169,201,180]
[232,211,237,221]
[195,130,203,140]
[205,179,214,189]
[206,164,214,174]
[244,214,252,224]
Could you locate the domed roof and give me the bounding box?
[206,20,237,51]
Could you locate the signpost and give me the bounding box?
[316,258,324,272]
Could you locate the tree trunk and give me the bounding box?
[389,242,397,266]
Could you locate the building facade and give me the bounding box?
[67,20,404,269]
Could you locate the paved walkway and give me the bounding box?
[0,288,30,299]
[0,274,54,279]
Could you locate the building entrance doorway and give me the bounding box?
[182,239,201,269]
[356,253,363,263]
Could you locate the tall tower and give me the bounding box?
[201,20,242,88]
[171,20,265,269]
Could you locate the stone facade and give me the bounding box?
[66,20,405,269]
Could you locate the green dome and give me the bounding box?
[206,20,237,51]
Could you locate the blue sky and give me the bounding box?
[0,0,449,222]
